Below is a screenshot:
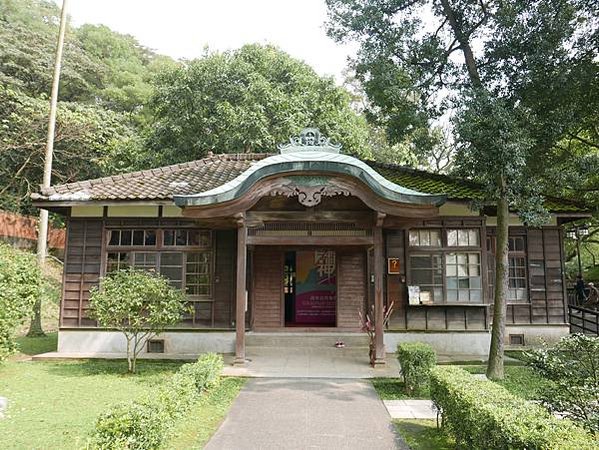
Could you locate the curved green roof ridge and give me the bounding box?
[174,151,447,207]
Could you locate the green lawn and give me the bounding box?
[0,335,244,449]
[166,377,246,449]
[395,419,455,450]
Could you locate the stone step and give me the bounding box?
[246,332,370,349]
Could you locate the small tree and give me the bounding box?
[527,334,599,433]
[0,243,40,360]
[89,269,185,373]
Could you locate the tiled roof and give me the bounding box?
[32,153,586,213]
[32,154,267,202]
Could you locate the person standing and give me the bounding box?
[575,274,587,305]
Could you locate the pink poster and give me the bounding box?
[294,250,336,325]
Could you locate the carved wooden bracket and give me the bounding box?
[269,180,350,207]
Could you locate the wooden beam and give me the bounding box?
[246,235,374,246]
[245,210,374,226]
[234,215,247,365]
[373,225,386,365]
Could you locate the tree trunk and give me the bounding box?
[487,189,509,380]
[126,336,134,373]
[27,296,45,337]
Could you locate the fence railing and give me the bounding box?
[568,304,599,336]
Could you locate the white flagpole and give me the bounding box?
[31,0,69,336]
[37,0,69,266]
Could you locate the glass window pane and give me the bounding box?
[447,230,457,246]
[433,288,443,302]
[409,230,419,246]
[145,231,156,246]
[447,278,457,289]
[188,230,200,246]
[132,230,144,246]
[469,229,479,246]
[470,277,481,288]
[411,255,431,269]
[420,230,430,246]
[176,230,187,246]
[120,230,132,246]
[412,271,432,285]
[164,230,175,246]
[469,265,480,276]
[458,230,469,246]
[446,290,457,301]
[446,253,456,264]
[470,290,482,302]
[160,266,182,281]
[430,230,441,247]
[446,265,457,276]
[161,252,183,266]
[109,230,119,246]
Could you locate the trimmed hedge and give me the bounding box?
[397,342,437,394]
[93,353,223,449]
[430,366,596,450]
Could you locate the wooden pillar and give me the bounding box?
[234,216,247,365]
[373,222,386,365]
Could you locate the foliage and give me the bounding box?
[0,242,40,360]
[148,44,373,163]
[397,342,437,395]
[371,378,430,400]
[527,334,599,433]
[358,301,394,366]
[0,350,182,449]
[92,353,224,450]
[88,269,185,373]
[393,419,455,450]
[0,0,177,111]
[326,0,599,380]
[0,84,144,213]
[165,377,246,449]
[429,366,595,449]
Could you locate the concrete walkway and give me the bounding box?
[205,378,405,450]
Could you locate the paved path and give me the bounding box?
[205,378,404,450]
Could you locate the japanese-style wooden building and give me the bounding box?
[33,128,588,363]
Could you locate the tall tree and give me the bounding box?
[326,0,598,378]
[148,44,373,161]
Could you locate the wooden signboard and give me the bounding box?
[387,257,400,274]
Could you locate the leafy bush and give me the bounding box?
[0,243,40,360]
[397,342,437,394]
[89,268,186,373]
[92,353,223,450]
[527,333,599,433]
[430,366,595,450]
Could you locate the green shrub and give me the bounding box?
[89,268,186,373]
[430,366,596,450]
[527,334,599,434]
[92,353,223,449]
[0,243,40,360]
[397,342,437,394]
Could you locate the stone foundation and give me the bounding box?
[57,330,236,356]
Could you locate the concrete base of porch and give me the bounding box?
[222,347,401,379]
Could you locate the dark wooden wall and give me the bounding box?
[61,219,102,327]
[384,226,568,331]
[214,230,236,327]
[505,227,567,325]
[251,248,283,328]
[337,250,367,329]
[60,218,237,329]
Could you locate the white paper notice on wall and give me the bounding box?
[408,286,421,305]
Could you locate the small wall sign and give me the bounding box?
[408,285,421,305]
[387,257,400,274]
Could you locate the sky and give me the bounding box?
[66,0,358,83]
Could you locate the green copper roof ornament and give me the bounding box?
[278,128,342,154]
